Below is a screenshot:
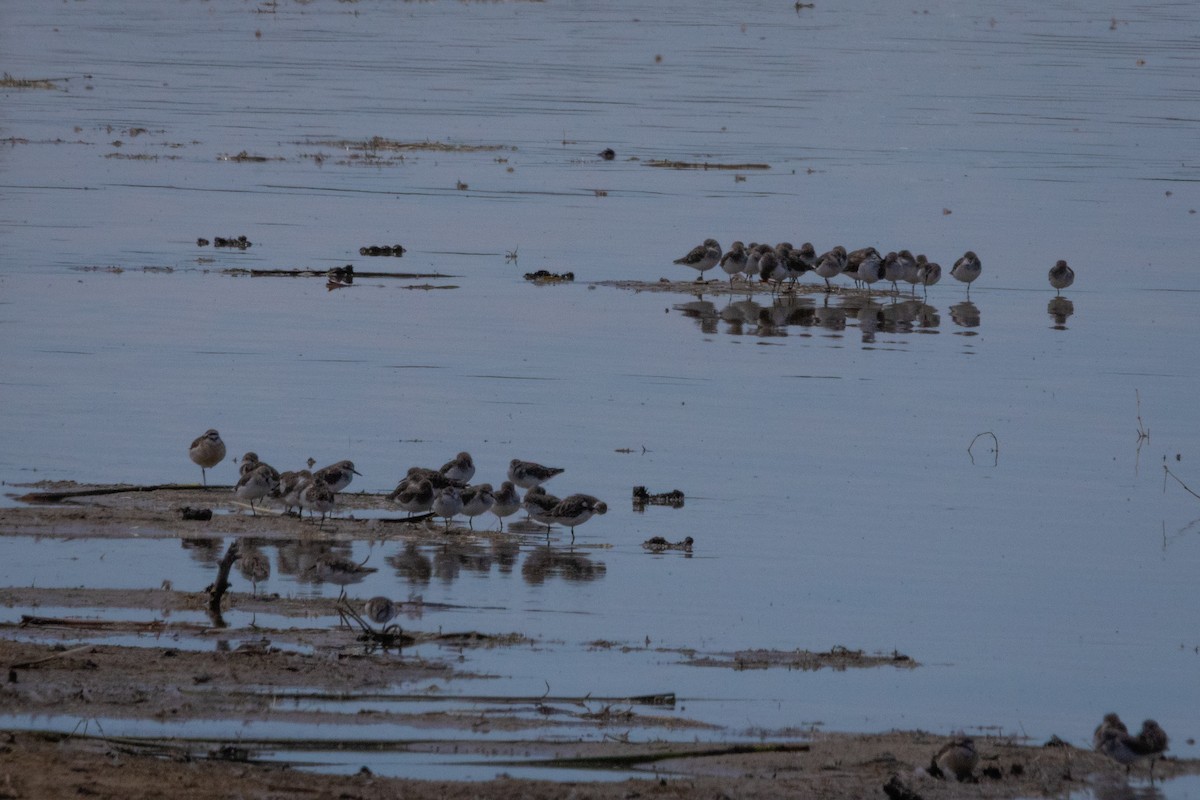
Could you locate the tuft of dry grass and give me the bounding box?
[0,73,58,89]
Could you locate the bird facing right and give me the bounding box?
[673,239,722,281]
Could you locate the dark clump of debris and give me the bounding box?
[524,270,574,284]
[358,245,406,257]
[642,536,693,553]
[598,147,616,160]
[199,235,252,250]
[178,507,212,521]
[633,486,685,509]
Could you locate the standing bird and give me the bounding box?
[522,486,562,532]
[758,250,785,293]
[548,494,607,542]
[432,485,463,529]
[459,483,495,529]
[312,460,360,493]
[277,469,312,515]
[299,478,336,523]
[490,481,522,531]
[188,429,226,486]
[235,463,279,515]
[439,451,475,484]
[917,258,942,298]
[673,238,722,281]
[508,459,565,490]
[1049,259,1074,294]
[1095,718,1169,778]
[389,477,434,516]
[951,251,982,296]
[855,250,885,296]
[718,241,747,288]
[931,735,978,782]
[1093,713,1129,750]
[814,245,847,292]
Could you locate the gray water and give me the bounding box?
[2,0,1199,789]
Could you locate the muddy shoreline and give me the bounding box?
[2,484,1196,797]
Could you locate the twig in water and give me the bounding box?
[967,431,999,466]
[204,540,240,627]
[1163,464,1200,501]
[1136,390,1150,443]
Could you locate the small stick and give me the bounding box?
[205,540,240,625]
[1164,465,1200,501]
[7,643,94,670]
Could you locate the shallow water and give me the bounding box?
[3,0,1200,788]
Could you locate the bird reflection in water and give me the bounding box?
[432,540,494,584]
[673,295,718,334]
[386,542,432,585]
[950,301,981,330]
[677,293,948,342]
[1048,296,1074,330]
[521,545,607,585]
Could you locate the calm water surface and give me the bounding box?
[2,0,1199,788]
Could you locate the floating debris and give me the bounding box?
[644,159,770,171]
[0,73,58,90]
[598,147,616,160]
[523,270,574,284]
[642,536,693,553]
[683,645,918,672]
[205,236,252,250]
[217,151,273,163]
[633,486,685,509]
[358,245,406,257]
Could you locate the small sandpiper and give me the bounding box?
[439,451,475,484]
[459,483,495,529]
[508,459,565,490]
[931,734,978,782]
[814,245,847,292]
[313,460,360,493]
[1093,713,1129,749]
[522,485,562,531]
[490,481,522,530]
[390,477,434,516]
[758,250,785,293]
[431,485,463,529]
[277,469,312,515]
[951,250,982,296]
[188,429,226,486]
[1049,259,1074,294]
[917,258,942,297]
[673,238,722,281]
[299,478,337,523]
[1095,718,1169,778]
[718,241,748,288]
[548,494,607,541]
[235,463,279,515]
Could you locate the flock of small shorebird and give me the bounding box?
[191,428,1170,783]
[929,713,1170,784]
[187,429,606,538]
[672,238,1076,297]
